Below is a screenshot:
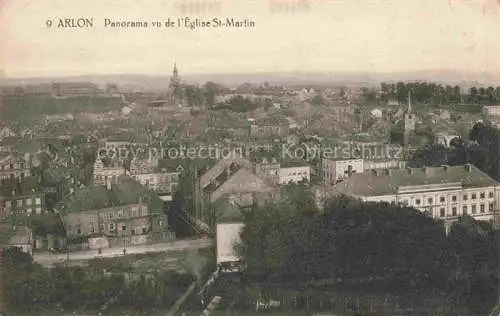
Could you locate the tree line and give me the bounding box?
[374,81,500,105]
[408,122,500,181]
[237,185,498,315]
[0,247,195,314]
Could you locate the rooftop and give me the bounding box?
[331,164,498,197]
[61,175,163,214]
[0,176,41,197]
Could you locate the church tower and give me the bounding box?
[168,63,182,105]
[403,90,416,146]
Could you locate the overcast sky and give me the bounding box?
[1,0,500,78]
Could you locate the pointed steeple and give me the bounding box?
[407,90,412,114]
[173,62,178,77]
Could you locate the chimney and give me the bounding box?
[465,164,472,173]
[406,167,413,175]
[442,165,449,172]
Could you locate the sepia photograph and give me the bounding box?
[1,0,500,315]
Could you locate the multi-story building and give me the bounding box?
[93,158,125,186]
[0,154,32,181]
[254,158,280,185]
[322,158,364,185]
[330,164,500,225]
[483,105,500,117]
[129,157,159,175]
[128,172,179,195]
[61,176,171,241]
[1,176,46,217]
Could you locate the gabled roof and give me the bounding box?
[210,168,275,202]
[200,158,253,189]
[62,175,163,214]
[331,164,499,197]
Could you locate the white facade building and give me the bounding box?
[128,172,179,194]
[322,158,364,185]
[279,166,310,184]
[331,165,500,224]
[483,106,500,117]
[216,223,244,264]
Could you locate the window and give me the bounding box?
[35,207,41,214]
[122,225,127,231]
[427,197,433,205]
[490,203,494,211]
[142,227,147,234]
[77,228,81,235]
[472,193,477,200]
[489,192,494,198]
[402,200,409,206]
[472,205,477,214]
[440,208,445,217]
[452,195,457,202]
[26,198,32,206]
[463,194,468,201]
[416,199,421,205]
[99,224,104,232]
[17,200,22,207]
[158,220,163,226]
[463,205,468,214]
[35,198,41,205]
[440,197,446,203]
[480,204,485,213]
[452,207,457,216]
[5,201,11,208]
[109,223,115,231]
[90,227,95,233]
[480,192,485,199]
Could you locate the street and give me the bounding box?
[33,237,213,266]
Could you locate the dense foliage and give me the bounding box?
[378,81,500,106]
[215,95,259,112]
[407,122,500,180]
[238,189,499,315]
[0,248,194,314]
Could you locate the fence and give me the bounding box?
[232,286,468,315]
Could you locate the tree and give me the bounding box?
[0,247,34,313]
[469,86,479,104]
[469,122,500,180]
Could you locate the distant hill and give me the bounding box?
[1,70,499,90]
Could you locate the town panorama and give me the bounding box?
[0,65,500,315]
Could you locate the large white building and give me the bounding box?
[330,164,500,224]
[93,159,125,186]
[128,172,179,195]
[322,157,407,186]
[322,158,364,185]
[483,105,500,117]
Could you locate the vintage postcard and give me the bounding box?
[1,0,500,315]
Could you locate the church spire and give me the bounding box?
[407,89,412,114]
[173,62,178,77]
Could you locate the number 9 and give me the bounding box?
[46,20,52,28]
